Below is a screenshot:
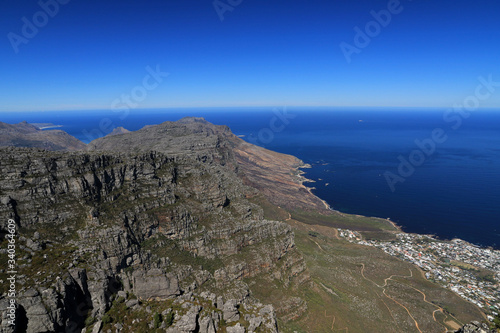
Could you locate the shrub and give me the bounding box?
[84,316,95,327]
[153,313,162,328]
[493,313,500,329]
[101,314,112,325]
[165,311,174,327]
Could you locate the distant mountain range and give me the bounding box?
[0,121,86,151]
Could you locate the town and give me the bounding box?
[338,229,500,322]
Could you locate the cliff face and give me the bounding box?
[88,117,330,212]
[0,121,86,151]
[0,117,310,332]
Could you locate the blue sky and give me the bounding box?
[1,0,500,111]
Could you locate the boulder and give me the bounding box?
[198,315,216,333]
[223,299,240,323]
[132,269,180,300]
[227,323,246,333]
[455,321,497,333]
[167,305,201,333]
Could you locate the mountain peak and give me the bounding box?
[177,116,208,124]
[106,126,130,137]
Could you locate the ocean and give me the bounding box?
[2,107,499,248]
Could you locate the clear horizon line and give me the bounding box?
[1,105,500,113]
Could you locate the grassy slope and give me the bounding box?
[252,197,485,333]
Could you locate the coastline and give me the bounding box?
[384,218,403,233]
[296,163,332,211]
[39,125,63,130]
[293,162,500,249]
[30,122,64,130]
[295,161,403,231]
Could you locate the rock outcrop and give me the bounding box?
[456,321,497,333]
[131,269,180,300]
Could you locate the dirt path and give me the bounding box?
[407,285,449,331]
[310,238,325,251]
[359,264,423,333]
[382,289,423,333]
[381,298,401,332]
[382,269,413,287]
[323,310,349,332]
[358,263,465,333]
[403,280,463,331]
[359,263,412,288]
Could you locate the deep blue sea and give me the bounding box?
[2,107,499,249]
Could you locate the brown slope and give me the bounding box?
[229,137,331,212]
[0,121,86,151]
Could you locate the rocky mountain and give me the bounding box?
[88,117,329,212]
[0,118,311,332]
[0,117,491,333]
[0,121,86,151]
[105,127,130,137]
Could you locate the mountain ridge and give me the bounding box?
[0,121,86,151]
[0,117,491,332]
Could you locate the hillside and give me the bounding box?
[0,121,86,151]
[0,118,489,332]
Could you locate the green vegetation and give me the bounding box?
[224,201,487,332]
[291,209,396,233]
[308,231,319,238]
[248,195,290,221]
[164,311,174,328]
[265,212,486,333]
[0,239,78,293]
[101,314,112,325]
[84,316,95,327]
[493,313,500,329]
[477,273,496,284]
[153,312,162,328]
